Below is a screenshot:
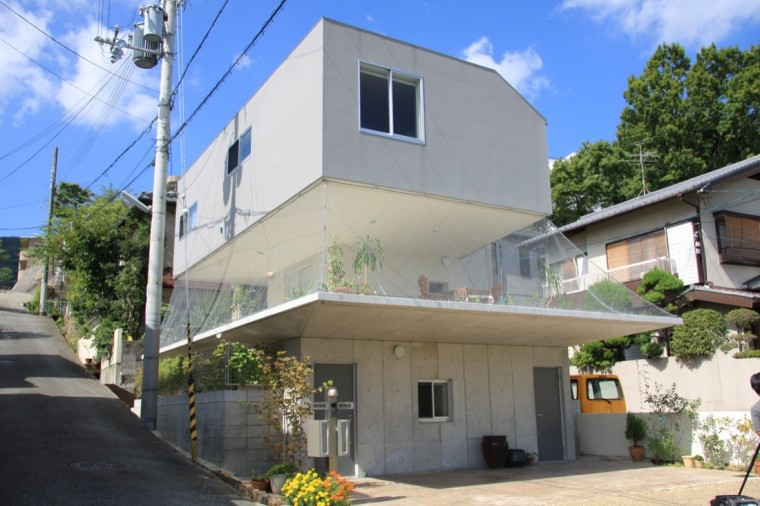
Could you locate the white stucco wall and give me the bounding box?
[321,20,551,216]
[299,337,575,475]
[174,23,325,273]
[175,19,552,275]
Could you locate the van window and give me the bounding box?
[586,377,623,400]
[571,379,578,400]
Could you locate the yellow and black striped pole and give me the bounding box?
[186,321,198,462]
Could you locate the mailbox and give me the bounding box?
[306,419,350,457]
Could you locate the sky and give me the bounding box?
[0,0,758,236]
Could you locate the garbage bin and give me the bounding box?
[482,435,508,469]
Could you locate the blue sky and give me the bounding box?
[1,0,758,236]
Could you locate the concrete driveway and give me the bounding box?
[348,456,760,505]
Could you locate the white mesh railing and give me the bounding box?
[161,181,672,348]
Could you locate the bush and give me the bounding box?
[637,267,684,313]
[281,469,354,506]
[670,309,727,360]
[570,341,618,370]
[584,279,633,312]
[158,355,189,395]
[734,350,760,359]
[625,412,647,446]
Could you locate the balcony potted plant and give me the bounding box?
[353,235,384,294]
[625,412,647,462]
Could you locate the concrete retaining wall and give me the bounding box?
[157,388,273,478]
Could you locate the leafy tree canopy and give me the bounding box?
[38,184,149,357]
[552,42,760,226]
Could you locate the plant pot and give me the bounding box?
[482,435,508,469]
[269,474,287,495]
[250,479,269,491]
[695,460,704,468]
[629,445,645,462]
[682,455,695,468]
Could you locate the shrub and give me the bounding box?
[734,350,760,359]
[637,267,684,313]
[584,279,633,312]
[281,469,354,506]
[670,309,727,360]
[625,412,647,447]
[570,341,618,370]
[158,355,189,395]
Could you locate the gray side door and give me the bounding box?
[533,367,565,461]
[313,363,356,476]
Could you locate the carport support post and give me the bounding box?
[328,387,338,473]
[141,0,177,431]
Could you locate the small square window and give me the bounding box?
[226,127,252,174]
[418,380,451,421]
[188,203,197,232]
[360,63,423,141]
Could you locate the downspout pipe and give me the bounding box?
[678,191,707,285]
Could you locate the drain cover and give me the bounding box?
[70,460,133,472]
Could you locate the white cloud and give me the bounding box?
[0,3,56,125]
[462,37,551,102]
[0,3,155,129]
[232,52,253,71]
[561,0,760,47]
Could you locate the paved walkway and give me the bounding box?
[348,456,760,505]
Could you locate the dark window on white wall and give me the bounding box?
[418,380,450,421]
[360,63,423,141]
[227,127,252,174]
[179,203,197,240]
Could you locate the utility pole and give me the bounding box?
[97,1,178,430]
[142,0,177,431]
[39,147,58,316]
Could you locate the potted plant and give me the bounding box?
[681,454,695,468]
[250,470,269,491]
[265,462,298,495]
[526,451,537,465]
[694,455,704,468]
[625,412,647,462]
[353,235,384,293]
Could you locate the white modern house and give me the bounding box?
[158,18,678,477]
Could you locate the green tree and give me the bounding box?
[37,184,149,357]
[552,43,760,221]
[0,240,13,286]
[618,43,760,191]
[670,309,728,360]
[637,267,684,314]
[550,141,637,226]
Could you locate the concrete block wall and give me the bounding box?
[300,337,574,476]
[157,388,273,478]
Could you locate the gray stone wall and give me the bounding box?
[157,388,273,478]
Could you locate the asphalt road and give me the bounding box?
[0,290,253,506]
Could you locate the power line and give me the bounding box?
[171,0,289,142]
[172,0,230,99]
[0,36,152,123]
[0,0,155,92]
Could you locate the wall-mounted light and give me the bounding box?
[393,344,406,359]
[216,333,222,339]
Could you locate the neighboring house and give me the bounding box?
[159,18,677,477]
[559,155,760,313]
